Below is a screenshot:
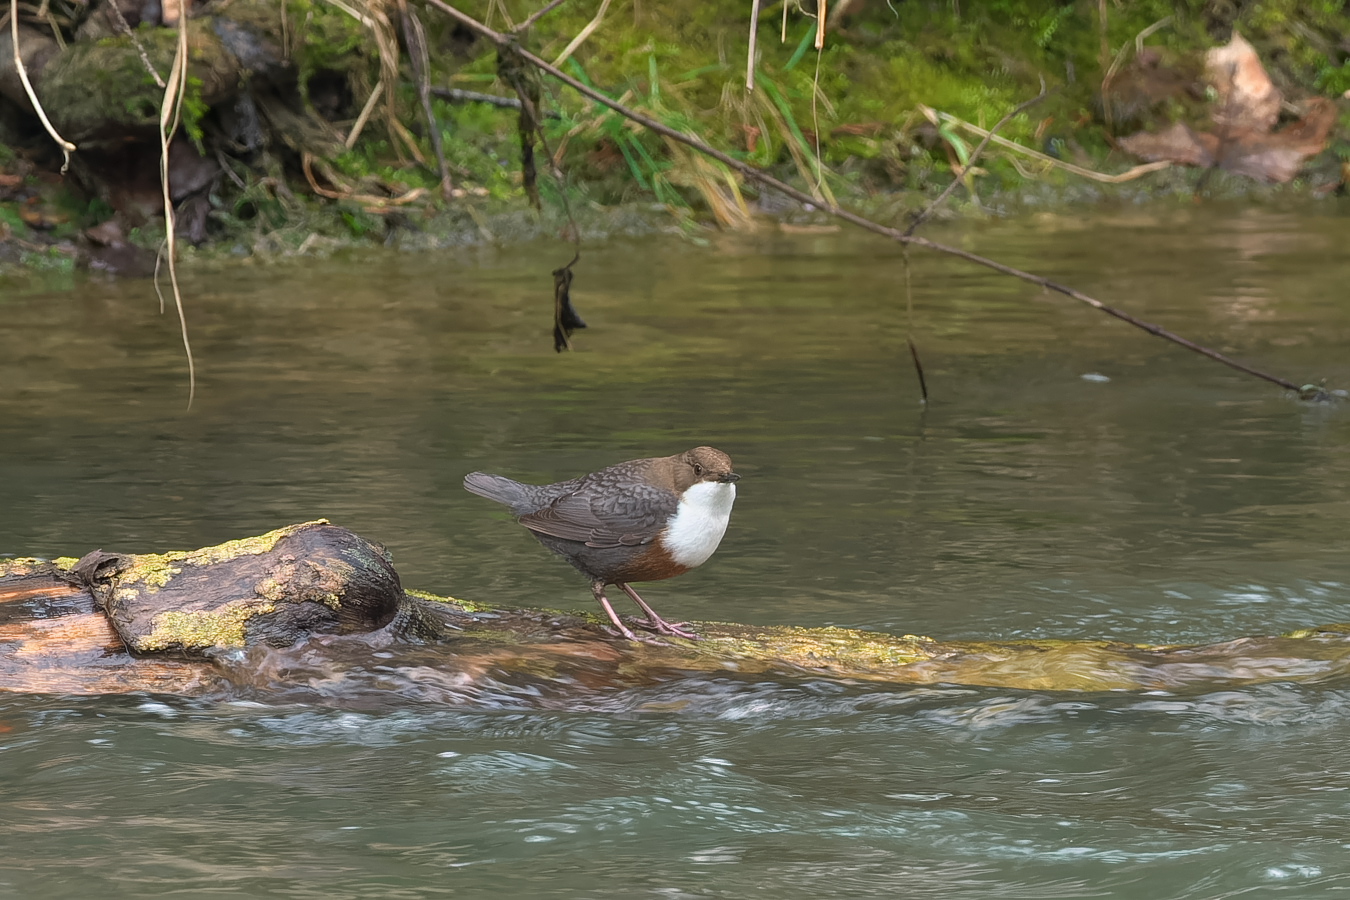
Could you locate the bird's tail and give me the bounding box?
[463,472,531,513]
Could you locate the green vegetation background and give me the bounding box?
[4,0,1350,262]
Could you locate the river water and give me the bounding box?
[1,203,1349,897]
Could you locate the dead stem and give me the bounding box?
[552,0,612,68]
[106,0,165,87]
[345,78,384,148]
[925,107,1170,183]
[515,0,568,33]
[745,0,760,91]
[810,43,824,193]
[398,0,453,199]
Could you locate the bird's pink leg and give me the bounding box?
[617,583,700,640]
[591,581,660,643]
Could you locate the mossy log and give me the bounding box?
[4,521,1350,699]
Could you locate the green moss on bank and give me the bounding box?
[5,0,1350,275]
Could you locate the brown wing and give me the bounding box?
[518,481,677,548]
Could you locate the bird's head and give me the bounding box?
[676,446,739,491]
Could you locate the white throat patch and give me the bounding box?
[663,481,737,568]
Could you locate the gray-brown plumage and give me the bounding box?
[464,447,739,641]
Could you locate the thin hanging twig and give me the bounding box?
[158,8,195,409]
[901,248,927,404]
[9,0,74,171]
[906,337,928,403]
[422,1,1324,398]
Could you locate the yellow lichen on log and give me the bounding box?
[138,600,278,652]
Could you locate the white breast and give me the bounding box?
[662,481,737,568]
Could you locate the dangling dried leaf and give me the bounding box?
[552,253,586,352]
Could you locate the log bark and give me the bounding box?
[4,522,1350,698]
[0,569,224,694]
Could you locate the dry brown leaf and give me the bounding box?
[1120,32,1334,183]
[1206,31,1281,134]
[1220,98,1339,183]
[1119,122,1217,167]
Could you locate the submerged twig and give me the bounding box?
[907,337,928,404]
[900,83,1052,401]
[425,1,1321,397]
[905,79,1048,236]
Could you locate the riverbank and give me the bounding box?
[2,0,1348,282]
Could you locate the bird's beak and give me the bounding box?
[720,472,741,483]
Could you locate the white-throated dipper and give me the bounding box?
[463,446,740,641]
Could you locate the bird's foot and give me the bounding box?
[594,583,666,644]
[629,615,700,641]
[604,623,668,646]
[615,583,701,640]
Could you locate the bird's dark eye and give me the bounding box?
[693,463,704,476]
